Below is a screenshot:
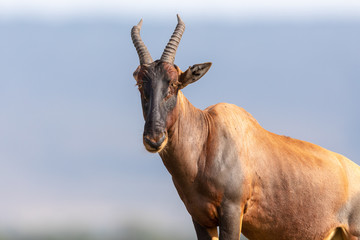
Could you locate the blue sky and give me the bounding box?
[1,1,360,238]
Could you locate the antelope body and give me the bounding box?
[131,15,360,240]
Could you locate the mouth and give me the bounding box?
[143,131,168,153]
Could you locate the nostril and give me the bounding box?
[143,135,155,145]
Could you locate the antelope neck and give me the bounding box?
[160,91,209,179]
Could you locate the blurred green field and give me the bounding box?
[0,224,192,240]
[0,226,250,240]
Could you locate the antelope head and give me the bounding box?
[132,15,212,153]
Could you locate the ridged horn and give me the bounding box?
[131,19,153,65]
[160,14,185,64]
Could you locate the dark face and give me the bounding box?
[134,61,180,153]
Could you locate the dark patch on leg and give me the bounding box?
[193,219,218,240]
[349,194,360,237]
[332,228,345,240]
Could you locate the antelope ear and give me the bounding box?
[178,62,212,89]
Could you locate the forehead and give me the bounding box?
[137,61,178,82]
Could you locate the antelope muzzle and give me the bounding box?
[143,116,169,153]
[143,127,168,153]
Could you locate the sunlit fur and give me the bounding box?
[135,60,360,239]
[160,90,360,240]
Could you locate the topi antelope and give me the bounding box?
[131,15,360,240]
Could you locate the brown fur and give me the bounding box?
[158,90,360,240]
[132,29,359,240]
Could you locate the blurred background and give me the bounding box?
[0,0,360,239]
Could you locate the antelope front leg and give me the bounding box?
[193,219,219,240]
[219,203,243,240]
